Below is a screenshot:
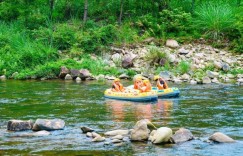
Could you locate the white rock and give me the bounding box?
[112,139,122,143]
[212,78,220,83]
[206,71,219,78]
[86,132,92,137]
[180,74,190,81]
[65,74,72,80]
[150,127,172,144]
[111,135,123,140]
[226,74,235,79]
[202,76,211,84]
[178,48,189,55]
[0,75,6,80]
[92,136,105,142]
[76,77,81,82]
[111,53,122,62]
[166,39,179,48]
[209,132,235,143]
[190,80,197,84]
[105,130,130,136]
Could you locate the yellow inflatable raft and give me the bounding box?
[104,89,158,102]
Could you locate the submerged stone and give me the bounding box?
[7,120,33,131]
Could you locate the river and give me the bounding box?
[0,80,242,155]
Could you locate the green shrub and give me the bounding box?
[176,61,191,74]
[194,2,236,40]
[145,46,167,65]
[53,23,77,50]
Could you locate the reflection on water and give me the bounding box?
[105,99,176,124]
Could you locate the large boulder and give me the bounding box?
[122,57,134,68]
[171,128,194,144]
[130,119,150,141]
[149,127,172,144]
[166,39,179,48]
[70,69,80,79]
[79,69,91,80]
[7,120,33,131]
[119,73,130,79]
[59,66,70,79]
[181,73,190,81]
[105,130,130,136]
[209,132,235,143]
[32,119,65,131]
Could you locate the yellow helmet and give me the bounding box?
[154,75,160,81]
[143,79,149,83]
[135,76,142,81]
[114,78,120,82]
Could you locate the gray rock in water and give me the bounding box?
[190,80,197,84]
[65,74,72,80]
[209,132,235,143]
[130,119,150,141]
[222,63,230,72]
[166,39,179,48]
[7,120,33,131]
[111,135,123,140]
[112,139,122,143]
[80,126,94,133]
[92,135,105,142]
[76,77,81,82]
[202,76,211,84]
[105,130,130,136]
[171,128,194,144]
[32,119,65,131]
[59,66,70,79]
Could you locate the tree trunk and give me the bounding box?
[49,0,54,20]
[191,0,195,14]
[118,0,124,25]
[83,0,88,22]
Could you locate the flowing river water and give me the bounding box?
[0,80,242,156]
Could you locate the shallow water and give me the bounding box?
[0,80,242,156]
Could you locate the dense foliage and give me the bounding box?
[0,0,242,78]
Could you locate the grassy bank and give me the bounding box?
[0,0,242,79]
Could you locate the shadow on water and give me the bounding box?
[0,80,242,155]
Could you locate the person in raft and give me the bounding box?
[134,76,143,90]
[139,79,152,92]
[112,78,125,92]
[154,75,168,90]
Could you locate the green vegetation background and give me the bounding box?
[0,0,242,79]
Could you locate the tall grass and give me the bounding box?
[194,2,236,40]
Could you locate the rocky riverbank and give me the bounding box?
[0,39,242,85]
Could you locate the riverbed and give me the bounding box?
[0,80,242,155]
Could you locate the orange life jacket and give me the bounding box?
[157,79,168,90]
[112,82,124,92]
